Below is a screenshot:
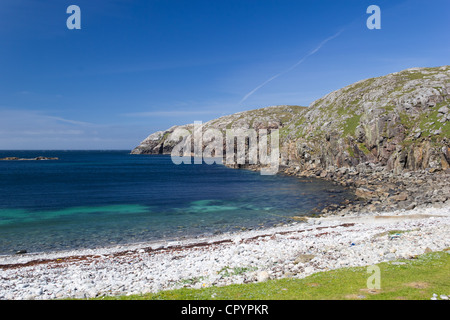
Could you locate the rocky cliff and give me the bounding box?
[132,66,450,174]
[131,105,305,157]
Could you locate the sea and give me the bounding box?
[0,150,354,255]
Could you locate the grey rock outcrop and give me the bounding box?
[131,105,305,156]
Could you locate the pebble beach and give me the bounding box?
[1,202,449,300]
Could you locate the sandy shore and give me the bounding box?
[0,202,449,300]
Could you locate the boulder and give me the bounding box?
[294,254,316,264]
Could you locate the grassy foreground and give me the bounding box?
[100,250,449,300]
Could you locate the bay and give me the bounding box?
[0,151,353,255]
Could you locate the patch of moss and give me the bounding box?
[218,266,258,278]
[418,101,450,137]
[176,276,206,286]
[343,114,362,137]
[400,139,415,149]
[403,72,427,81]
[279,127,291,140]
[161,131,172,142]
[347,146,355,158]
[346,77,376,93]
[336,104,349,117]
[384,105,395,113]
[358,143,370,155]
[399,112,415,129]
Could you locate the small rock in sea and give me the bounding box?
[15,250,27,255]
[35,156,59,160]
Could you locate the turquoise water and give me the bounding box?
[0,151,353,255]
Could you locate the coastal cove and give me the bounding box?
[1,0,450,302]
[0,66,449,300]
[1,150,447,300]
[0,150,354,256]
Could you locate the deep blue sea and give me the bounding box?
[0,151,353,255]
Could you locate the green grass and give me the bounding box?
[343,113,362,136]
[403,72,427,81]
[220,105,306,131]
[345,77,376,93]
[418,102,450,138]
[358,143,371,155]
[383,105,396,115]
[347,146,355,157]
[399,111,415,129]
[98,249,449,300]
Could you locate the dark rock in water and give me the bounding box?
[15,250,27,255]
[34,156,59,160]
[0,156,58,161]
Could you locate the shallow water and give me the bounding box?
[0,151,353,255]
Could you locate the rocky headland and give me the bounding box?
[132,65,450,215]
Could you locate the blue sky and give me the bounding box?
[0,0,449,149]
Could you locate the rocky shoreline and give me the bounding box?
[229,161,450,218]
[282,164,450,216]
[0,201,448,300]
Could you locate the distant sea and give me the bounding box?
[0,151,353,255]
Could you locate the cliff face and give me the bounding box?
[283,66,450,173]
[132,66,450,174]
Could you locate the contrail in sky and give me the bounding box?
[239,29,345,105]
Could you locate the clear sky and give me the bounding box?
[0,0,449,150]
